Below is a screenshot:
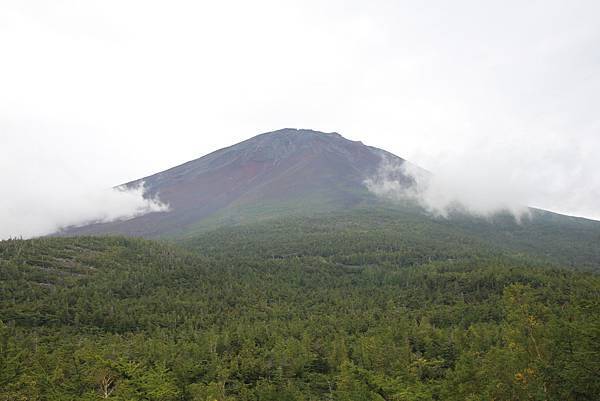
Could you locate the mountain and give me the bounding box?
[59,128,600,271]
[61,128,414,237]
[6,129,600,400]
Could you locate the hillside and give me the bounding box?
[2,225,600,400]
[183,207,600,271]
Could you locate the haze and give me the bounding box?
[1,0,599,239]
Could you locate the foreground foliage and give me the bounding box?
[1,214,599,400]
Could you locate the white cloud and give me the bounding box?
[0,183,168,240]
[366,125,600,221]
[0,120,169,239]
[365,156,530,220]
[0,174,168,239]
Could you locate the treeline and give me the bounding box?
[0,221,599,400]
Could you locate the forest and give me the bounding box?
[1,211,599,400]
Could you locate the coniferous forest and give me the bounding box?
[1,210,599,400]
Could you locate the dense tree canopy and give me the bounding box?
[1,213,599,400]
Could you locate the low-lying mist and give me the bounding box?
[365,157,530,220]
[0,181,168,240]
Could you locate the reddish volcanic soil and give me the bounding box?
[60,128,411,237]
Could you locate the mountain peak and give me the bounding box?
[265,128,343,138]
[61,129,410,237]
[250,128,345,145]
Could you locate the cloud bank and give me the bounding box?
[0,181,168,240]
[0,140,169,240]
[0,117,171,240]
[365,156,530,220]
[367,120,600,221]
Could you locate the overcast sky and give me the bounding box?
[1,0,599,238]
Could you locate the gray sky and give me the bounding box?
[1,0,600,238]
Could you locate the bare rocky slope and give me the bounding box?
[61,128,412,237]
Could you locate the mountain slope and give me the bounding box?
[182,207,600,271]
[62,128,412,237]
[58,128,600,271]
